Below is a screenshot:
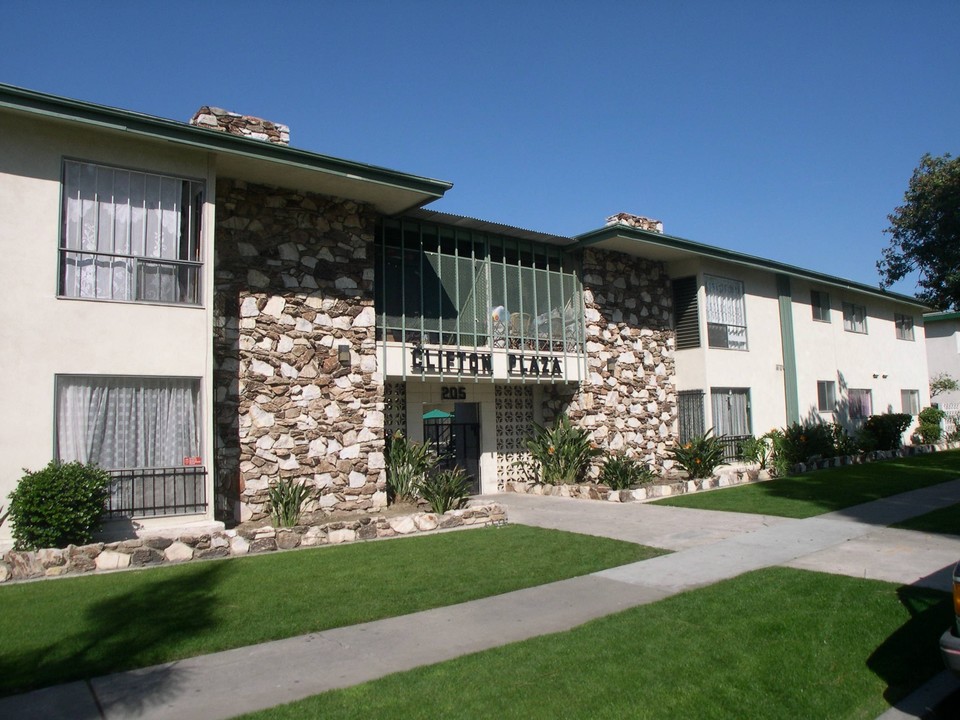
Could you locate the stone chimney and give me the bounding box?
[189,106,290,145]
[605,212,663,233]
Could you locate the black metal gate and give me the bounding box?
[423,420,482,494]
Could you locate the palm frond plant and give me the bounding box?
[385,431,437,503]
[419,468,471,514]
[599,453,656,490]
[268,478,314,527]
[671,430,725,479]
[525,416,603,485]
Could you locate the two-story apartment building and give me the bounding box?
[0,83,932,548]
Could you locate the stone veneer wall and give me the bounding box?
[545,248,677,473]
[213,179,385,522]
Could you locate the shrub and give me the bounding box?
[386,431,437,503]
[526,416,603,485]
[918,406,946,443]
[776,422,835,466]
[7,461,111,550]
[858,413,912,452]
[739,435,771,469]
[268,478,314,527]
[830,422,859,456]
[599,454,655,490]
[419,468,471,514]
[672,431,725,479]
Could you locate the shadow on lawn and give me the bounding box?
[0,561,229,716]
[867,581,954,704]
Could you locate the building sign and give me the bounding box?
[412,348,493,375]
[410,346,563,378]
[508,354,563,377]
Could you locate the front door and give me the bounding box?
[422,403,482,494]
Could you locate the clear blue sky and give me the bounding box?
[4,1,957,299]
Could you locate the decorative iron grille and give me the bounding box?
[105,466,207,518]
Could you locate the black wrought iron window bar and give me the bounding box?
[105,466,207,518]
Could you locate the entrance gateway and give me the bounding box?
[422,405,481,494]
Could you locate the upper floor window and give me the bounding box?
[705,275,747,350]
[842,302,867,334]
[810,290,831,322]
[60,160,203,305]
[895,313,915,341]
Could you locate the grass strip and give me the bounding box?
[653,449,960,518]
[239,567,951,720]
[0,524,662,696]
[892,502,960,536]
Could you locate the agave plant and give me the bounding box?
[419,468,471,514]
[268,478,314,527]
[526,416,603,485]
[385,431,437,503]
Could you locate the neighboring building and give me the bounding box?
[925,311,960,409]
[0,84,933,548]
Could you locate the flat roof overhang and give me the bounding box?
[0,83,453,215]
[574,223,932,310]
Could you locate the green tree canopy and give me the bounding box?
[878,153,960,310]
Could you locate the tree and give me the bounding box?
[878,153,960,310]
[931,372,959,398]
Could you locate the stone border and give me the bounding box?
[505,442,960,504]
[0,503,506,584]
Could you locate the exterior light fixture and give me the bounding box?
[872,372,880,378]
[337,344,351,366]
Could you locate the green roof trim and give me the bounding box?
[573,223,930,309]
[923,311,960,323]
[0,83,453,199]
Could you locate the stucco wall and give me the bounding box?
[0,113,215,547]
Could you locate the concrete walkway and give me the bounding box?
[5,480,960,720]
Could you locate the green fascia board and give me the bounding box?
[573,223,931,310]
[0,83,453,199]
[923,310,960,323]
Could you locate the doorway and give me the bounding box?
[422,402,482,494]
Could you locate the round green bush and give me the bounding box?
[8,461,111,550]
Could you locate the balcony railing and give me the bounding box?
[105,466,207,518]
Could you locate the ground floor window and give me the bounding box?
[901,389,920,415]
[56,375,205,516]
[817,380,836,413]
[710,387,751,461]
[848,388,873,419]
[677,390,705,444]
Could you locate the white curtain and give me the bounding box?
[62,161,182,301]
[711,389,750,437]
[58,377,201,469]
[706,275,747,349]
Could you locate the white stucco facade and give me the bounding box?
[925,312,960,409]
[0,111,217,546]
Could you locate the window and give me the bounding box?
[895,313,915,341]
[810,290,831,322]
[710,388,751,436]
[848,388,873,419]
[817,381,836,412]
[60,160,203,305]
[842,302,867,334]
[678,390,705,444]
[57,375,201,469]
[705,275,747,350]
[901,389,920,415]
[56,376,205,517]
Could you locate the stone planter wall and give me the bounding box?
[0,504,506,584]
[505,442,959,505]
[544,248,677,475]
[213,179,384,523]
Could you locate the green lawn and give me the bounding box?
[0,524,662,697]
[893,502,960,536]
[238,568,951,720]
[653,450,960,518]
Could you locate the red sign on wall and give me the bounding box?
[183,456,203,466]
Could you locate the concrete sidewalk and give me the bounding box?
[4,480,960,719]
